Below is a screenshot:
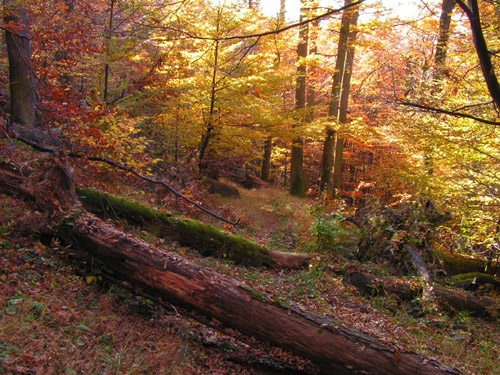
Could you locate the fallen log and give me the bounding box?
[432,241,499,276]
[0,162,462,375]
[76,186,309,269]
[57,214,461,374]
[343,271,500,318]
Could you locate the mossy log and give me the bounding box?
[1,163,461,375]
[343,272,500,318]
[450,273,500,292]
[76,186,309,269]
[432,242,499,276]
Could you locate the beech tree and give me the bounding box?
[289,0,309,197]
[319,0,359,196]
[3,0,37,128]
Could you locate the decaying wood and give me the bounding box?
[76,186,310,269]
[57,214,460,375]
[0,162,461,375]
[433,241,500,276]
[343,271,500,318]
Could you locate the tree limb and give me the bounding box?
[134,0,365,42]
[395,99,500,125]
[2,124,240,226]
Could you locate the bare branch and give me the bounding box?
[2,126,240,226]
[135,0,365,42]
[395,99,500,126]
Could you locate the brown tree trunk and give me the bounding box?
[434,0,455,82]
[103,0,115,104]
[320,0,358,195]
[331,1,359,196]
[424,0,455,174]
[0,162,461,375]
[3,0,37,128]
[290,1,308,197]
[260,136,272,182]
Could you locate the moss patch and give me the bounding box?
[77,186,274,267]
[432,242,498,275]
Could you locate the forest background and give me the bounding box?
[1,0,500,374]
[3,0,497,250]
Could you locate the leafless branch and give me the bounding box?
[135,0,365,42]
[396,98,500,126]
[2,127,240,226]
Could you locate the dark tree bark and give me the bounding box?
[103,0,116,104]
[199,31,220,177]
[320,0,359,195]
[260,136,273,182]
[454,0,500,110]
[0,162,462,375]
[434,0,455,82]
[3,0,37,128]
[290,1,309,197]
[331,2,359,196]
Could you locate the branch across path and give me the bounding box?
[3,123,240,225]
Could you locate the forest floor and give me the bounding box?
[1,179,499,375]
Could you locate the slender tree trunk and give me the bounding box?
[290,2,308,197]
[320,0,359,195]
[424,0,455,175]
[199,35,220,175]
[331,6,359,196]
[3,0,37,128]
[434,0,455,82]
[103,0,115,104]
[260,0,286,183]
[260,136,272,181]
[279,0,286,23]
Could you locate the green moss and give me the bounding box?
[271,295,290,309]
[76,186,275,267]
[174,217,273,267]
[240,285,268,302]
[76,186,173,225]
[450,273,500,288]
[432,242,498,275]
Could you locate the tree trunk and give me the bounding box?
[0,162,461,375]
[3,0,37,128]
[290,2,308,197]
[199,20,221,176]
[320,0,358,195]
[260,136,272,182]
[434,0,455,82]
[103,0,115,104]
[331,2,359,196]
[433,241,500,276]
[424,0,455,174]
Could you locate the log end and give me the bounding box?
[270,251,311,269]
